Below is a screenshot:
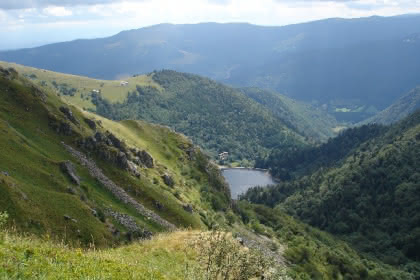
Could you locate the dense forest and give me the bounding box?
[256,124,386,179]
[91,70,307,163]
[244,110,420,277]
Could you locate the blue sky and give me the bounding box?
[1,0,419,50]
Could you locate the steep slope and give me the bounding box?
[0,66,230,247]
[0,66,413,279]
[0,62,308,163]
[240,87,339,142]
[363,86,420,125]
[1,15,420,121]
[243,110,420,276]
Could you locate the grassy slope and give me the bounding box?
[0,61,161,110]
[0,229,197,279]
[0,66,231,247]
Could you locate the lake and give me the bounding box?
[221,168,277,199]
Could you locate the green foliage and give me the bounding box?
[235,202,415,279]
[0,212,8,228]
[185,230,278,280]
[243,110,420,277]
[0,211,8,242]
[256,123,386,180]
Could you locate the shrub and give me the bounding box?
[0,211,8,243]
[185,231,277,280]
[0,212,8,228]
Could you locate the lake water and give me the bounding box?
[221,168,277,199]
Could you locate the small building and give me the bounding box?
[120,81,129,86]
[218,152,229,161]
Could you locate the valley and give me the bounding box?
[1,60,416,279]
[1,10,420,280]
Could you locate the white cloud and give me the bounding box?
[43,6,73,17]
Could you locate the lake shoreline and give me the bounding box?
[221,168,277,199]
[218,166,269,172]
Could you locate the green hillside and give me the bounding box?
[0,65,231,247]
[0,65,411,279]
[0,62,310,164]
[256,124,385,179]
[244,110,420,277]
[362,86,420,125]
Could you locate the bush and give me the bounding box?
[0,212,8,228]
[185,231,277,280]
[0,211,8,243]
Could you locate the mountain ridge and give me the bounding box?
[2,15,420,122]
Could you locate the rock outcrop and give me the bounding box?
[131,149,154,168]
[83,118,97,130]
[60,161,80,185]
[106,210,152,239]
[183,204,193,213]
[48,113,73,135]
[162,173,174,187]
[63,143,176,230]
[77,133,140,177]
[59,106,79,125]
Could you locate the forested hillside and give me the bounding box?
[244,110,420,277]
[256,124,386,179]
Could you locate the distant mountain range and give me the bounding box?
[1,15,420,122]
[362,86,420,125]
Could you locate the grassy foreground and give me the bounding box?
[0,227,196,279]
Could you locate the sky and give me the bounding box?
[0,0,419,50]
